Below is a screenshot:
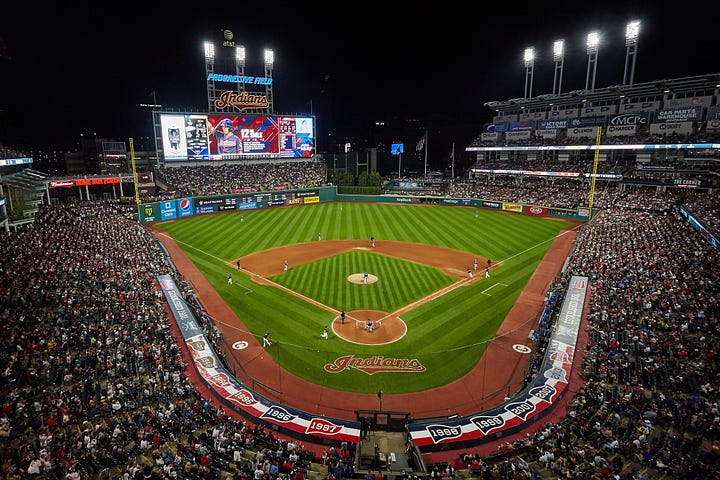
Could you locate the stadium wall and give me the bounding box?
[138,186,594,224]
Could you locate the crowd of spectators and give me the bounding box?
[0,157,718,479]
[153,161,325,200]
[0,200,345,479]
[459,197,719,479]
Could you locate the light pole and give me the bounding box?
[623,20,640,86]
[552,39,565,95]
[235,45,246,99]
[523,47,535,99]
[585,31,600,91]
[204,41,215,112]
[264,48,274,113]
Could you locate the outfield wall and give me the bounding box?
[138,186,593,223]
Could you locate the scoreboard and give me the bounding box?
[158,113,314,161]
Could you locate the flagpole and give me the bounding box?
[423,130,428,178]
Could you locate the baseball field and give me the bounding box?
[152,201,575,398]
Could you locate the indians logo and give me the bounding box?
[324,355,426,375]
[261,406,297,424]
[470,415,506,435]
[425,424,463,444]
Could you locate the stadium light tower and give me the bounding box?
[235,45,246,97]
[623,20,640,85]
[524,47,535,99]
[552,39,565,95]
[585,31,600,91]
[263,48,275,114]
[204,41,216,112]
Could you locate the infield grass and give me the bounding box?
[153,202,575,394]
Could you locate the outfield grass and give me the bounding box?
[153,202,574,394]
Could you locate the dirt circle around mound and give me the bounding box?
[347,273,379,284]
[332,309,406,345]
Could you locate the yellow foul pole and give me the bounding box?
[588,126,602,212]
[129,138,140,207]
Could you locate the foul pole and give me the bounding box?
[130,138,140,207]
[588,127,602,212]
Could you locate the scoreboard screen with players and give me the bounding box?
[159,113,315,161]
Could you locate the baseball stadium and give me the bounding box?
[0,27,719,480]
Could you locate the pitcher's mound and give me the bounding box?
[347,273,378,284]
[332,310,406,345]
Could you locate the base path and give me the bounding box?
[153,227,579,420]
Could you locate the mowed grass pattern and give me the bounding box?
[154,202,574,394]
[271,251,456,312]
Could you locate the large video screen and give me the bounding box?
[160,113,314,161]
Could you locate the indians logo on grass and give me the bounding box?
[324,355,426,375]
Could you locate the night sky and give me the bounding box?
[1,2,717,162]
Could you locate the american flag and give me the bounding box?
[416,134,425,152]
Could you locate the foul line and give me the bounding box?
[481,282,507,296]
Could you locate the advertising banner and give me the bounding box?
[508,121,535,132]
[567,126,600,138]
[570,117,605,128]
[538,120,568,130]
[706,106,720,120]
[519,111,547,121]
[620,101,660,113]
[480,200,501,209]
[606,125,637,137]
[664,96,712,109]
[649,122,694,136]
[548,108,577,120]
[506,131,531,140]
[655,107,702,123]
[535,129,558,139]
[707,119,720,132]
[481,132,499,141]
[608,113,649,127]
[524,205,548,216]
[160,200,178,221]
[177,198,194,217]
[502,203,523,213]
[581,105,617,117]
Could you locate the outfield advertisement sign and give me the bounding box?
[157,275,361,442]
[408,276,588,451]
[139,189,326,223]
